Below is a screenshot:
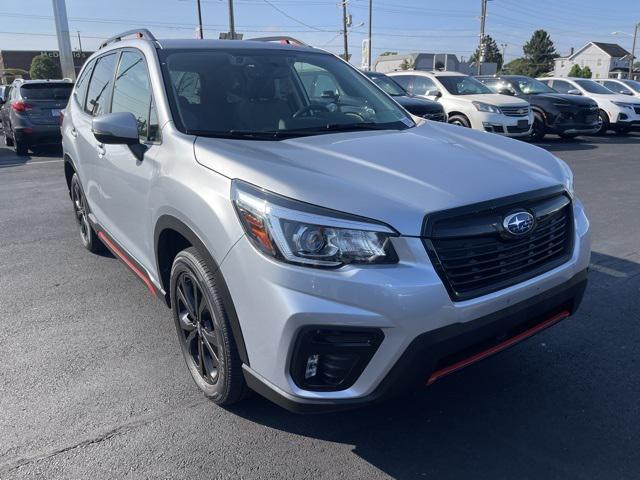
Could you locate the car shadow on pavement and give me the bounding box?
[0,138,62,168]
[536,132,639,153]
[228,251,640,479]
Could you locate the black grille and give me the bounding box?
[422,187,574,301]
[635,106,640,115]
[506,124,530,133]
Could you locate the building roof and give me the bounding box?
[591,42,631,58]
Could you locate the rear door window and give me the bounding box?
[19,83,73,101]
[85,53,117,116]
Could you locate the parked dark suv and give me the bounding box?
[0,79,73,155]
[363,71,446,122]
[477,75,600,141]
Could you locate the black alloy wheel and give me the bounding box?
[70,173,104,253]
[170,247,248,405]
[528,113,546,141]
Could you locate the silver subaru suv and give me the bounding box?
[62,30,590,412]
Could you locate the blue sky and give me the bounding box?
[1,0,638,65]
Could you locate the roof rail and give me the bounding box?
[247,36,309,47]
[99,29,157,50]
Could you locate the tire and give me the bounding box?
[170,247,248,406]
[70,173,105,253]
[528,112,546,141]
[615,126,631,135]
[447,114,471,128]
[13,131,28,156]
[596,110,609,135]
[4,131,14,147]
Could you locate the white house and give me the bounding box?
[553,42,636,79]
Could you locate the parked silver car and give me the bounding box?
[62,30,590,412]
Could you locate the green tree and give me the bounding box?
[581,66,592,78]
[522,29,558,77]
[568,64,583,77]
[29,54,61,79]
[399,57,414,70]
[501,58,534,76]
[469,35,504,71]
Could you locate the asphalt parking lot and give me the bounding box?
[1,132,639,479]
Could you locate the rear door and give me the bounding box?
[73,52,118,223]
[18,83,72,125]
[97,49,161,271]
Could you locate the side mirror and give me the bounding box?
[92,112,139,145]
[621,90,633,95]
[498,88,515,96]
[426,90,442,98]
[567,89,582,95]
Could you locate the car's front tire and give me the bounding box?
[170,247,248,406]
[596,110,609,135]
[447,114,471,128]
[70,173,104,253]
[528,112,546,141]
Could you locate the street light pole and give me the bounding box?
[77,30,83,54]
[630,23,638,79]
[196,0,204,39]
[477,0,487,75]
[51,0,76,80]
[342,1,349,61]
[367,0,372,70]
[228,0,236,38]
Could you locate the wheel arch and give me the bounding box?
[154,215,250,365]
[63,154,76,193]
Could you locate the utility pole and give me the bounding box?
[196,0,204,39]
[477,0,488,75]
[51,0,76,80]
[367,0,372,70]
[76,30,83,54]
[630,23,638,79]
[500,42,507,67]
[342,1,349,61]
[228,0,236,39]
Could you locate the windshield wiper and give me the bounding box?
[185,129,302,140]
[289,122,402,134]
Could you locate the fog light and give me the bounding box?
[290,327,384,391]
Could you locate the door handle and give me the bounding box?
[70,126,78,138]
[96,143,106,157]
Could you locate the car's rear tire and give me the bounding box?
[4,131,14,147]
[170,247,248,406]
[447,114,471,128]
[70,173,105,253]
[528,112,546,141]
[596,110,609,135]
[13,131,28,156]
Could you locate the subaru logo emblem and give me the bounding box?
[503,211,535,236]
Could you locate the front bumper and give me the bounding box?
[221,200,590,412]
[470,111,534,138]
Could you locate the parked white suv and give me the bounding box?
[595,78,640,99]
[388,70,533,137]
[61,30,590,412]
[538,77,640,134]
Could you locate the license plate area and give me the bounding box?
[517,119,529,128]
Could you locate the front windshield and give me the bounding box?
[574,79,614,94]
[621,79,640,93]
[514,77,555,94]
[367,74,406,96]
[160,49,413,138]
[436,75,492,95]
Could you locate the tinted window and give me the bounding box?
[411,76,437,95]
[170,71,201,104]
[574,80,612,94]
[111,51,154,141]
[85,53,117,116]
[74,59,95,107]
[435,75,492,95]
[392,75,412,91]
[367,74,406,96]
[602,81,632,94]
[621,79,640,93]
[20,83,73,100]
[551,80,573,94]
[161,49,412,137]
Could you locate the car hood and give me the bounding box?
[529,93,596,106]
[194,122,568,236]
[393,95,443,113]
[453,93,529,107]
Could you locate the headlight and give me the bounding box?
[231,180,399,268]
[472,101,501,114]
[611,101,633,109]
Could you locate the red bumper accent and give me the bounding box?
[427,310,571,386]
[97,231,157,296]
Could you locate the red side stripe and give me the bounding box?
[97,231,157,296]
[427,310,571,386]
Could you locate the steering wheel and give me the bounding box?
[292,104,331,118]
